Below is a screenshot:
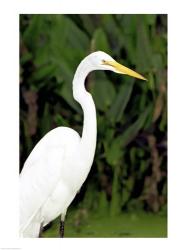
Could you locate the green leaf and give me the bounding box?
[126,177,134,191]
[40,103,52,136]
[20,50,32,64]
[105,138,123,167]
[23,15,44,50]
[98,191,109,215]
[32,64,56,82]
[136,17,153,71]
[139,160,147,174]
[130,147,137,165]
[54,113,69,127]
[79,15,96,36]
[148,72,155,92]
[100,15,123,54]
[152,53,163,71]
[145,14,156,26]
[107,78,134,123]
[110,164,121,216]
[92,28,110,53]
[91,73,116,112]
[118,106,151,147]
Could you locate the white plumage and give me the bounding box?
[20,51,146,237]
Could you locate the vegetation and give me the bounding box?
[43,210,167,238]
[20,14,167,237]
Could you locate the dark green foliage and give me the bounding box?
[20,14,167,220]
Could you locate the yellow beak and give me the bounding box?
[103,60,147,81]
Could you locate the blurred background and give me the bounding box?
[20,14,167,237]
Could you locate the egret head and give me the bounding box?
[88,51,147,81]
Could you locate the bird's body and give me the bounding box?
[20,128,80,237]
[20,51,146,237]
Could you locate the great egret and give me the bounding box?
[20,51,146,238]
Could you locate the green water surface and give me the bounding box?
[43,211,167,238]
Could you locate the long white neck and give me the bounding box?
[73,58,97,165]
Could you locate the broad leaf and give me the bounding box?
[107,78,134,123]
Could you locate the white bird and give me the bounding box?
[20,51,146,237]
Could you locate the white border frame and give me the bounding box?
[1,0,187,249]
